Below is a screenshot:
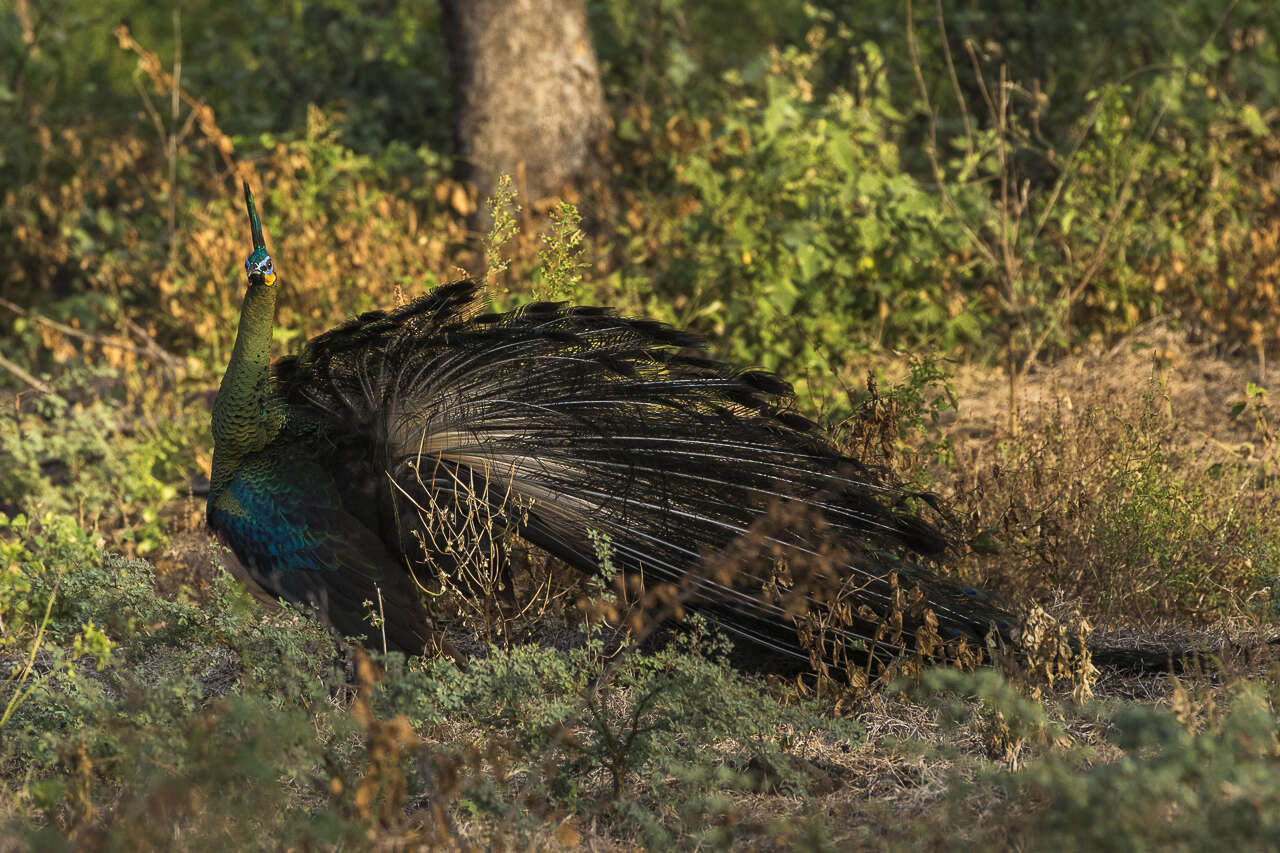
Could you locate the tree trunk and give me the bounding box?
[440,0,609,220]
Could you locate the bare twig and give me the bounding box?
[934,0,974,146]
[904,0,998,270]
[1016,0,1241,378]
[113,25,241,181]
[377,586,387,656]
[124,317,186,370]
[0,297,182,369]
[0,352,50,394]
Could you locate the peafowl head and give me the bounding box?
[242,181,277,287]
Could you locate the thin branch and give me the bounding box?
[0,353,50,394]
[933,0,973,145]
[123,316,186,370]
[1029,97,1106,244]
[113,25,241,180]
[0,297,181,368]
[904,0,998,269]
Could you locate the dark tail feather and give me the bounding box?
[1088,643,1186,674]
[1089,636,1280,675]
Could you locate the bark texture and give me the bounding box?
[440,0,609,216]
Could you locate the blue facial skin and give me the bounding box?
[245,248,274,279]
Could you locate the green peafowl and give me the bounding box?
[209,184,1174,674]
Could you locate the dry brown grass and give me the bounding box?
[938,323,1280,629]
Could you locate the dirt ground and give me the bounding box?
[948,323,1270,469]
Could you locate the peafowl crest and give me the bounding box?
[209,182,1023,673]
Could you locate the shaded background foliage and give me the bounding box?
[4,0,1278,382]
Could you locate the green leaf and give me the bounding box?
[828,134,857,177]
[1241,104,1268,139]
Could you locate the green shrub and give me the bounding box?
[0,372,197,556]
[1017,690,1280,851]
[909,667,1280,851]
[377,620,862,848]
[609,25,982,388]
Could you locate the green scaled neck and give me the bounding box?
[210,186,286,497]
[210,281,284,493]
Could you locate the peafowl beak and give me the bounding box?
[242,181,277,287]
